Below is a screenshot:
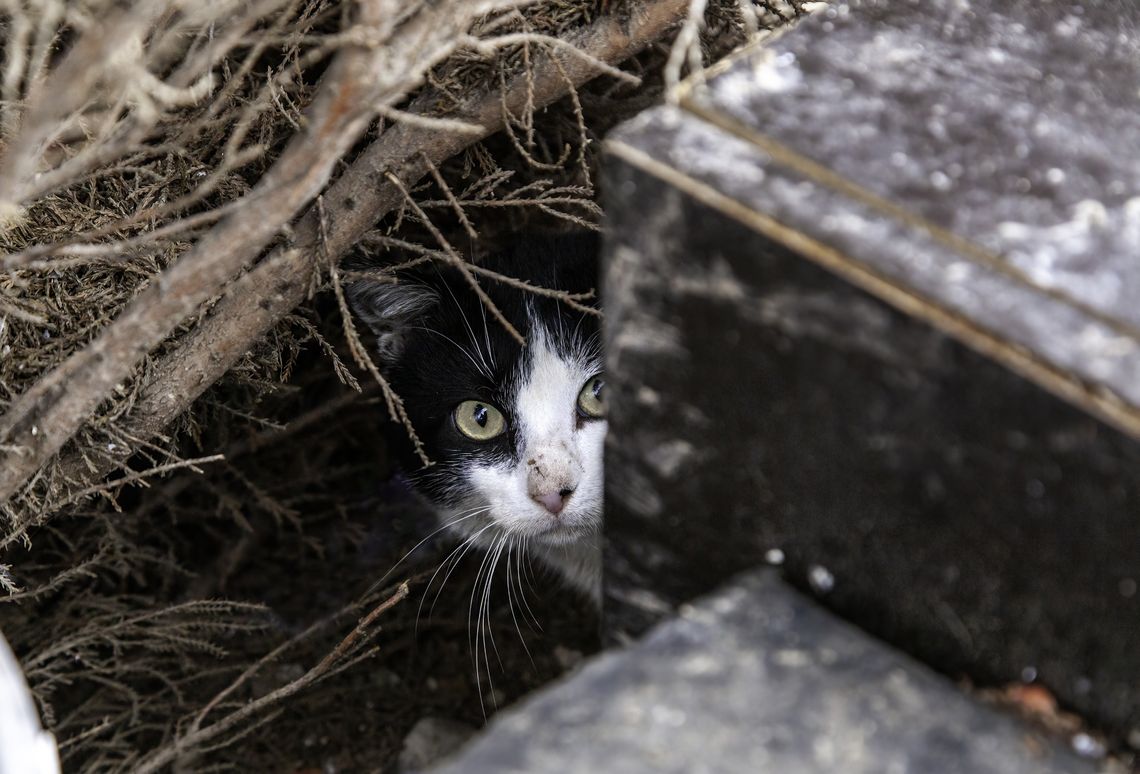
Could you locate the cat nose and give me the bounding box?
[533,488,574,515]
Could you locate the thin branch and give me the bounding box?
[132,581,410,774]
[665,0,709,99]
[462,31,642,86]
[385,169,527,346]
[37,0,690,515]
[320,196,432,466]
[0,0,523,504]
[351,235,602,316]
[421,151,479,242]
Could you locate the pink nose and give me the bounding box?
[534,489,573,515]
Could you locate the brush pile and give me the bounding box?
[0,1,808,769]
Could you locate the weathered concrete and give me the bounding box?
[433,572,1094,774]
[601,0,1140,745]
[682,0,1140,434]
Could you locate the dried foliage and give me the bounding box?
[0,0,810,769]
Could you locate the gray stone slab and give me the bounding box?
[673,0,1140,438]
[433,572,1093,774]
[601,107,1140,741]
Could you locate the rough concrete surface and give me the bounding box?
[432,571,1094,774]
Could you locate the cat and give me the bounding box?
[348,232,605,603]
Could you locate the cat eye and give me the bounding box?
[577,375,606,419]
[454,400,506,441]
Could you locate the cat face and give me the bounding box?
[349,233,604,561]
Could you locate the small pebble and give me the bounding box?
[370,668,402,689]
[808,564,835,594]
[1126,727,1140,750]
[1020,666,1038,683]
[764,548,785,566]
[553,645,583,670]
[397,716,476,773]
[1071,732,1106,759]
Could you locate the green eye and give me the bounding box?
[454,400,506,440]
[577,375,606,419]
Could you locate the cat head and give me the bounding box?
[348,233,604,551]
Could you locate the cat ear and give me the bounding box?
[347,278,439,362]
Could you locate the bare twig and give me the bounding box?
[422,151,479,242]
[385,169,527,346]
[133,581,410,774]
[321,196,432,465]
[0,0,532,505]
[665,0,709,98]
[352,235,601,316]
[36,0,690,513]
[0,4,168,220]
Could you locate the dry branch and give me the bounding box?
[35,0,691,513]
[131,581,410,774]
[0,4,167,217]
[0,0,540,506]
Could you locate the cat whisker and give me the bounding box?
[470,532,508,716]
[371,505,491,593]
[408,325,492,380]
[416,521,497,633]
[521,540,541,596]
[505,536,538,669]
[513,536,543,634]
[441,280,495,379]
[424,532,487,623]
[485,536,508,670]
[478,290,497,372]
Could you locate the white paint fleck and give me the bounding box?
[808,564,835,594]
[636,386,660,406]
[612,321,683,356]
[773,648,812,667]
[753,50,803,94]
[1070,733,1105,759]
[646,439,695,479]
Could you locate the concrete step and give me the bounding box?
[600,0,1140,741]
[432,571,1095,774]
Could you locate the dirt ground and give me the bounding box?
[0,335,599,773]
[223,486,600,772]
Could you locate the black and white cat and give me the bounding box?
[349,232,604,602]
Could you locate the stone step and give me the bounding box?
[432,571,1094,774]
[600,0,1140,742]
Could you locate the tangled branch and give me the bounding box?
[0,0,696,537]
